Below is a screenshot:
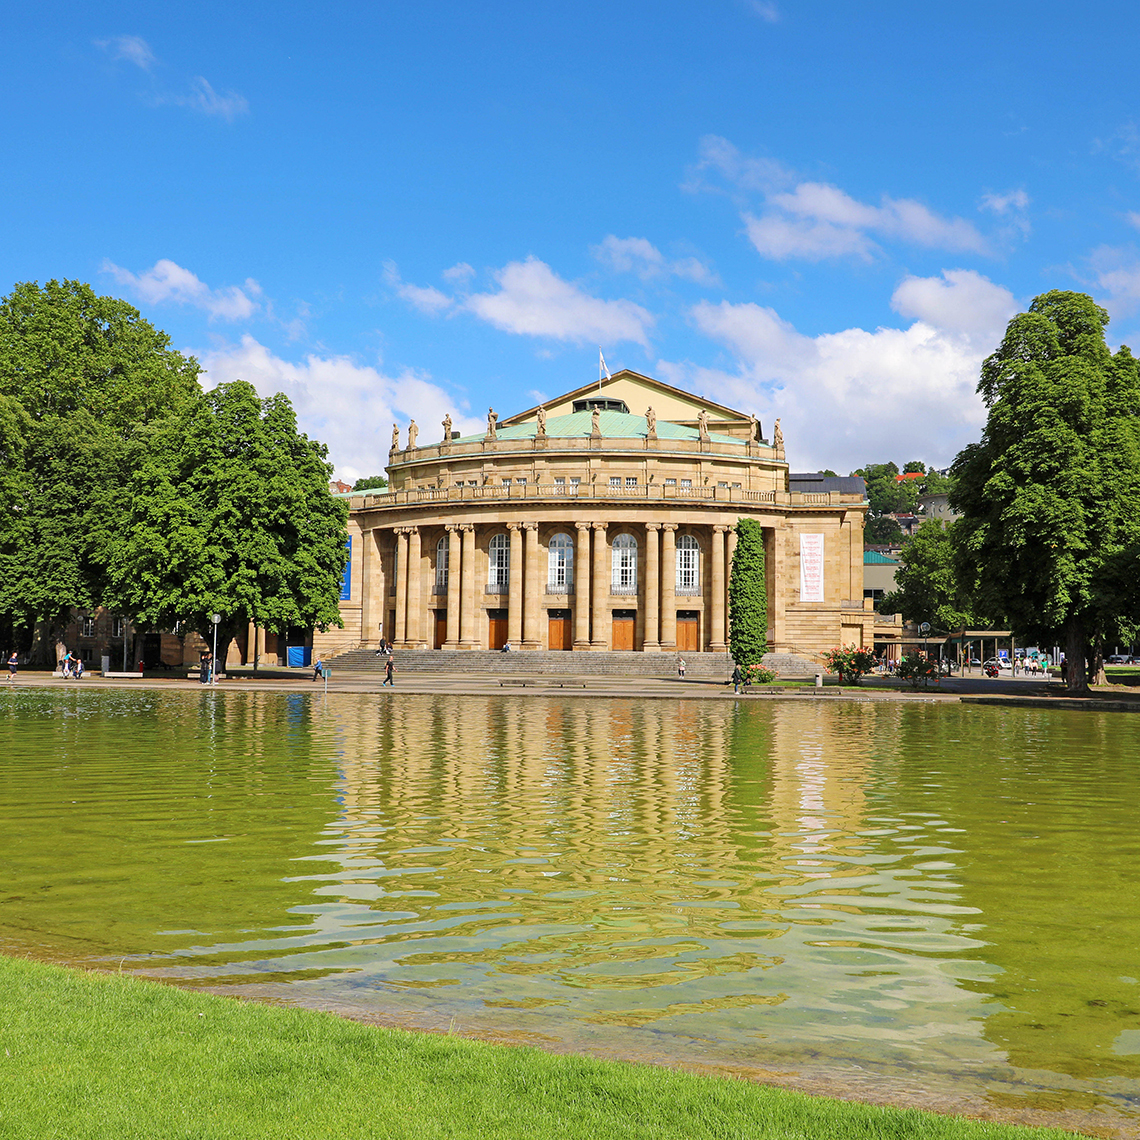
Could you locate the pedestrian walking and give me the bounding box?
[7,651,17,684]
[677,657,686,680]
[383,655,395,686]
[312,655,323,682]
[731,664,743,694]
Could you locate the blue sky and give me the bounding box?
[6,1,1140,479]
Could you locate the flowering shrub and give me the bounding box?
[820,645,877,685]
[743,663,776,685]
[895,652,938,688]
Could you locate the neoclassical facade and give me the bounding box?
[317,371,872,659]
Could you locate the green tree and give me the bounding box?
[952,290,1140,692]
[352,475,389,491]
[728,518,768,666]
[106,381,349,670]
[865,516,904,546]
[903,460,926,474]
[0,280,201,656]
[879,520,977,630]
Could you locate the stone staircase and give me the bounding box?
[324,647,821,679]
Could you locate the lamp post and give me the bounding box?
[211,614,221,685]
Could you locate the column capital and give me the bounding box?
[645,522,661,532]
[459,523,475,533]
[713,524,730,534]
[507,521,522,531]
[661,523,678,533]
[406,524,419,535]
[575,521,592,532]
[523,521,539,532]
[592,521,608,532]
[445,523,460,532]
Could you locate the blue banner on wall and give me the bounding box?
[339,537,352,601]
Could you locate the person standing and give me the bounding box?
[383,655,395,686]
[677,657,686,680]
[732,664,743,694]
[199,649,211,684]
[7,651,17,684]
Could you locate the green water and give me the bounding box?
[2,689,1139,1130]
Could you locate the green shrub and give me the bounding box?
[896,653,938,688]
[729,518,767,667]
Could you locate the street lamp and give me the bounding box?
[211,614,221,685]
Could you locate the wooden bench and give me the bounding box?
[498,679,529,687]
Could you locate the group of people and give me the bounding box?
[60,651,84,679]
[198,649,213,684]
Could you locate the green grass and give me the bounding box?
[0,955,1077,1140]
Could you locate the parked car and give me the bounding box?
[1106,655,1133,665]
[983,658,1012,671]
[967,657,982,666]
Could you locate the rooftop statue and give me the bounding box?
[536,406,547,437]
[591,407,601,437]
[645,406,657,436]
[442,413,452,443]
[773,417,784,452]
[407,420,418,449]
[486,408,497,440]
[697,408,710,440]
[390,423,400,452]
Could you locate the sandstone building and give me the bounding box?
[316,371,872,660]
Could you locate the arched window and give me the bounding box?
[436,535,449,591]
[677,534,700,594]
[611,533,638,593]
[488,532,510,592]
[547,532,573,591]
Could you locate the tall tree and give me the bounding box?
[728,518,768,666]
[106,380,349,669]
[879,520,977,630]
[952,290,1140,691]
[0,280,201,655]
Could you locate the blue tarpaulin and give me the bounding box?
[287,646,311,668]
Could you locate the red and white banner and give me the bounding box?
[799,533,825,602]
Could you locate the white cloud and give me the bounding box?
[1083,245,1140,313]
[103,258,261,321]
[173,77,249,121]
[95,34,156,70]
[668,270,1017,472]
[683,135,794,195]
[197,336,483,482]
[464,256,654,346]
[750,1,780,20]
[442,262,475,282]
[748,181,990,261]
[383,260,456,315]
[592,235,718,285]
[980,189,1029,214]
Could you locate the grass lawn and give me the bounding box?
[0,955,1081,1140]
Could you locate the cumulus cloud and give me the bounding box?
[689,136,990,261]
[1082,245,1140,314]
[663,269,1017,472]
[197,337,484,483]
[592,235,718,285]
[103,258,261,321]
[95,34,156,70]
[464,257,655,346]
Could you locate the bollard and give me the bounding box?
[815,672,823,688]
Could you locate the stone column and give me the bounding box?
[460,524,477,649]
[710,524,728,651]
[394,528,409,646]
[660,524,677,649]
[643,523,660,651]
[573,522,592,650]
[246,620,256,665]
[360,529,376,647]
[769,526,784,650]
[590,522,608,650]
[507,523,523,647]
[406,526,422,648]
[444,525,461,649]
[523,523,540,649]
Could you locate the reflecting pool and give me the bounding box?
[2,689,1138,1133]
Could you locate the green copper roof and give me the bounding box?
[493,409,743,445]
[863,550,899,564]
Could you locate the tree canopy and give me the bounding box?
[0,280,202,650]
[105,380,349,666]
[951,290,1140,690]
[879,520,977,630]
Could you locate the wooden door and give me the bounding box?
[612,616,635,651]
[677,614,700,652]
[488,616,508,650]
[434,611,447,650]
[548,616,571,651]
